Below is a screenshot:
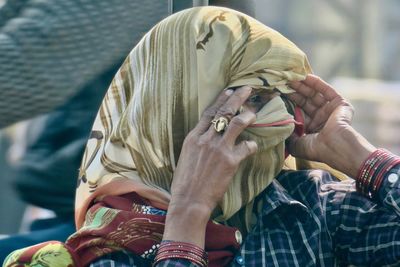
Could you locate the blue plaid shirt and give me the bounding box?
[91,164,400,267]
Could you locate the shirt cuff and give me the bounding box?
[378,164,400,214]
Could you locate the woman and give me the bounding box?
[4,6,400,267]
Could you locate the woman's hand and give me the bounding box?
[287,74,375,177]
[287,74,354,160]
[163,86,258,247]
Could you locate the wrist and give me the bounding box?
[163,201,212,248]
[168,200,212,225]
[319,126,376,178]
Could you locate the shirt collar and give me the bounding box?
[255,171,310,219]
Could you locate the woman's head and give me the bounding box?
[75,6,311,229]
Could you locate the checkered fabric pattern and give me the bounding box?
[90,165,400,266]
[236,165,400,267]
[0,0,169,128]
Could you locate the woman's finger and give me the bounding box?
[290,78,328,108]
[204,86,252,138]
[310,92,327,107]
[308,96,351,131]
[234,140,258,161]
[287,93,318,118]
[223,110,256,146]
[307,104,333,132]
[286,92,306,107]
[195,89,234,133]
[301,75,339,101]
[214,86,252,120]
[290,80,316,98]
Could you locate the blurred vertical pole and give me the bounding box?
[168,0,173,14]
[362,0,380,79]
[169,0,195,13]
[193,0,209,6]
[169,0,209,14]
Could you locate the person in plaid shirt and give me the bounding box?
[90,75,400,267]
[4,6,399,266]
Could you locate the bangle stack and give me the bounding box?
[356,148,400,199]
[153,241,208,267]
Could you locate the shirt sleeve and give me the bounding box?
[377,164,400,215]
[0,0,168,128]
[331,164,400,266]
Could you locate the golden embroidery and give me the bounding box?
[107,218,164,245]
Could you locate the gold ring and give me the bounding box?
[211,116,229,133]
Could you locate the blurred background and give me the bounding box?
[0,0,399,238]
[255,0,400,156]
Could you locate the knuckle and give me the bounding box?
[230,116,247,128]
[224,154,238,167]
[196,135,210,147]
[198,137,222,152]
[337,98,346,105]
[201,107,217,119]
[184,131,198,144]
[231,93,248,105]
[350,105,355,115]
[242,141,253,155]
[343,100,353,108]
[346,103,355,113]
[217,106,236,117]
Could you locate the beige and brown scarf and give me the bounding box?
[75,6,312,231]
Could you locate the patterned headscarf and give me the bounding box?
[75,6,311,230]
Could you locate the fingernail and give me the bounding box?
[225,89,234,96]
[241,86,252,92]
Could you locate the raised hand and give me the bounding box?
[286,75,354,161]
[164,86,258,247]
[287,74,375,178]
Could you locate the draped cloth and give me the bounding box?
[75,6,311,230]
[3,6,312,267]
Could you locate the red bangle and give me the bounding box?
[356,148,400,199]
[153,241,208,267]
[356,149,387,195]
[362,152,391,196]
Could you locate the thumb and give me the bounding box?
[287,132,319,161]
[235,140,258,161]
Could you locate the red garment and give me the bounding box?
[65,193,241,266]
